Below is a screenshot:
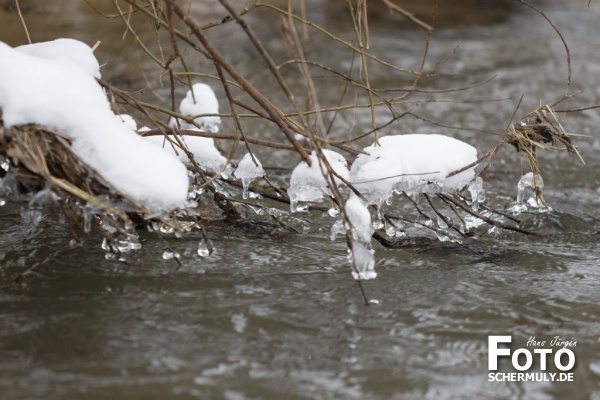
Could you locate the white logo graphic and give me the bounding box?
[488,335,576,382]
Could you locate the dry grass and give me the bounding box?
[502,103,585,202]
[0,117,188,249]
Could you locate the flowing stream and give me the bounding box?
[2,1,600,399]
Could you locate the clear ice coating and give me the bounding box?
[102,234,142,255]
[327,207,340,218]
[162,250,180,260]
[234,153,265,199]
[21,188,60,226]
[467,177,486,211]
[513,172,544,213]
[330,219,346,241]
[343,195,377,280]
[0,171,13,207]
[287,150,349,212]
[187,186,204,201]
[437,214,449,229]
[0,156,9,172]
[290,202,309,213]
[462,213,484,232]
[197,238,215,257]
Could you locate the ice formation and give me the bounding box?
[169,83,221,133]
[512,172,546,213]
[288,149,349,212]
[343,195,377,280]
[0,40,189,211]
[350,134,478,204]
[467,176,486,211]
[149,83,228,175]
[350,145,404,206]
[234,153,265,199]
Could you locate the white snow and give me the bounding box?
[169,83,221,133]
[16,38,101,79]
[234,153,264,199]
[288,149,349,211]
[117,114,138,131]
[148,83,229,175]
[350,134,478,204]
[350,145,404,206]
[0,40,189,211]
[145,134,228,175]
[235,153,264,182]
[345,195,374,243]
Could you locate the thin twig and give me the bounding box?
[381,0,434,31]
[14,0,31,44]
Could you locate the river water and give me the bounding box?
[1,1,600,399]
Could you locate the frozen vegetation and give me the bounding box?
[350,134,478,206]
[339,195,377,280]
[287,149,349,212]
[1,35,558,283]
[146,83,228,175]
[0,39,189,211]
[289,134,479,280]
[234,153,265,199]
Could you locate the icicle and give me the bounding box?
[467,177,485,211]
[234,153,265,200]
[290,197,298,213]
[513,172,544,214]
[344,195,377,280]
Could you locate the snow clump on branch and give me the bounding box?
[0,39,189,212]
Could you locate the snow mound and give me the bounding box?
[350,145,404,206]
[117,114,138,131]
[351,134,477,204]
[288,149,349,212]
[169,83,221,133]
[146,134,228,175]
[16,38,101,79]
[0,40,189,211]
[149,83,228,175]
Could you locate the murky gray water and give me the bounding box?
[2,1,600,399]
